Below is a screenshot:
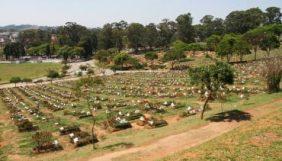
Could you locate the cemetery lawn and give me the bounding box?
[0,63,62,84]
[160,98,282,161]
[2,92,280,161]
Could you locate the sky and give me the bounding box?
[1,0,282,27]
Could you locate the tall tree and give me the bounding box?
[265,7,282,24]
[157,19,177,48]
[127,23,145,52]
[144,23,158,50]
[188,62,234,119]
[176,13,195,43]
[225,8,264,34]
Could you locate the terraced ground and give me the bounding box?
[0,60,281,161]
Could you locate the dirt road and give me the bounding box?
[89,99,282,161]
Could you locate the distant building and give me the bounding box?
[0,32,19,49]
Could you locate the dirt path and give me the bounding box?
[88,99,282,161]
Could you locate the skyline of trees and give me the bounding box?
[2,6,281,60]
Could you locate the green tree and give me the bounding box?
[75,76,103,149]
[163,41,187,69]
[79,33,98,59]
[233,36,251,61]
[145,52,158,66]
[265,7,282,24]
[127,23,145,52]
[200,15,225,39]
[3,42,25,60]
[47,70,59,83]
[144,23,158,50]
[176,13,195,43]
[10,77,22,87]
[206,35,221,51]
[259,33,280,56]
[188,62,234,119]
[216,34,237,62]
[157,19,177,48]
[225,8,265,34]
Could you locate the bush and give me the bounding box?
[22,78,32,83]
[47,70,59,79]
[261,57,282,93]
[145,52,158,60]
[112,53,143,70]
[79,65,88,71]
[10,77,21,86]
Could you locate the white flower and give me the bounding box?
[73,137,79,144]
[148,120,154,125]
[60,127,64,131]
[171,103,176,107]
[187,106,192,111]
[69,133,74,138]
[204,91,209,98]
[140,116,145,121]
[53,140,59,145]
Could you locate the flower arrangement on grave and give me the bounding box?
[32,131,62,153]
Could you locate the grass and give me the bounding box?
[35,92,281,161]
[160,100,282,161]
[0,63,62,84]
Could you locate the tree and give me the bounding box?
[259,33,280,56]
[145,52,158,66]
[10,77,22,87]
[75,76,103,149]
[225,8,265,34]
[127,23,145,52]
[144,23,158,50]
[233,36,251,61]
[216,34,237,62]
[94,50,112,63]
[261,57,282,93]
[265,7,282,24]
[200,15,225,39]
[98,24,114,50]
[163,41,187,69]
[79,32,98,59]
[113,52,131,67]
[244,28,265,60]
[188,62,234,119]
[47,70,59,83]
[176,13,195,43]
[58,46,73,61]
[157,19,177,48]
[59,22,88,46]
[3,42,25,60]
[22,78,32,84]
[206,35,221,51]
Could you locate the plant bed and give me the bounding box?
[146,118,168,128]
[69,131,98,147]
[59,125,81,135]
[32,131,63,153]
[15,119,38,132]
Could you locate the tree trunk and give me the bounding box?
[200,93,210,120]
[254,48,257,61]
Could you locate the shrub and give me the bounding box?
[10,77,21,87]
[261,57,282,93]
[22,78,32,83]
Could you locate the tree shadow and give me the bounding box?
[206,110,252,122]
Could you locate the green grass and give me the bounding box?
[0,63,62,84]
[160,101,282,161]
